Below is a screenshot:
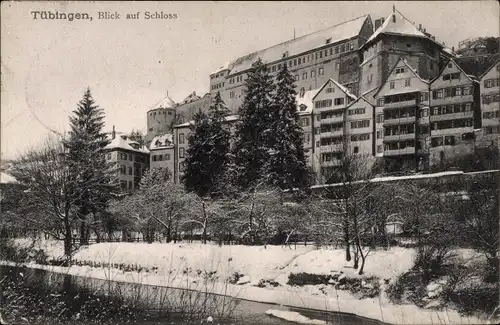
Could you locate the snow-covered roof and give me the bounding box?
[174,114,240,129]
[211,61,231,75]
[373,58,429,97]
[228,15,368,75]
[297,89,320,114]
[313,78,357,101]
[149,133,174,150]
[0,172,17,184]
[150,94,176,110]
[105,134,150,154]
[179,91,201,105]
[362,8,443,50]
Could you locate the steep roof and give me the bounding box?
[180,91,201,105]
[0,172,17,184]
[362,8,443,50]
[373,57,429,97]
[228,15,369,75]
[297,88,320,114]
[313,78,357,101]
[454,54,500,79]
[149,94,176,111]
[150,133,174,150]
[105,134,150,154]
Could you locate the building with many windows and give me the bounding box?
[149,133,175,174]
[297,88,320,173]
[210,15,375,112]
[373,58,430,171]
[428,59,482,167]
[105,128,150,191]
[479,58,500,142]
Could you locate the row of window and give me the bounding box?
[431,118,473,130]
[320,110,343,120]
[431,136,456,147]
[483,126,500,134]
[432,86,473,99]
[294,68,325,81]
[350,120,370,129]
[314,98,345,109]
[384,140,415,151]
[377,92,428,107]
[384,124,415,136]
[431,103,472,115]
[351,133,370,141]
[348,107,366,116]
[211,71,226,80]
[270,41,355,73]
[320,137,343,146]
[384,107,416,120]
[482,94,500,104]
[442,72,460,81]
[229,75,245,84]
[483,110,500,119]
[321,123,343,133]
[152,154,171,161]
[120,180,136,190]
[388,78,412,89]
[300,118,310,127]
[117,152,146,163]
[149,111,173,117]
[483,77,499,88]
[211,82,224,91]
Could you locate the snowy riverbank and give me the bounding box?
[5,239,495,325]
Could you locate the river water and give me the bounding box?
[0,265,390,325]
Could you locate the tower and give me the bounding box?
[145,93,176,144]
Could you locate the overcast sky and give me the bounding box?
[1,1,499,160]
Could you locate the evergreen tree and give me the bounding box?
[182,110,213,197]
[267,63,309,190]
[183,92,231,198]
[232,58,275,190]
[64,88,118,244]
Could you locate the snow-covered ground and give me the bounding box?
[7,239,494,325]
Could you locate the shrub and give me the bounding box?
[287,272,333,286]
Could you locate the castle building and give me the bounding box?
[145,94,176,144]
[359,7,445,98]
[105,128,150,191]
[210,15,375,113]
[174,91,212,123]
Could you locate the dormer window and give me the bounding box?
[448,62,453,68]
[299,104,307,112]
[326,37,332,44]
[283,51,289,58]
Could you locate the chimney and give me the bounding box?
[452,46,455,52]
[419,24,422,31]
[112,125,116,140]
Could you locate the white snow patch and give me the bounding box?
[265,310,327,325]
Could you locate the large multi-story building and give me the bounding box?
[297,89,319,174]
[174,91,212,123]
[428,58,482,167]
[105,128,150,191]
[373,58,431,171]
[149,134,175,174]
[145,94,176,144]
[210,15,375,112]
[358,7,447,98]
[478,58,500,144]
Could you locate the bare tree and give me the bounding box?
[10,136,79,262]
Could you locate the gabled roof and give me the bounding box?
[373,57,429,97]
[0,172,17,184]
[312,78,357,101]
[451,54,500,80]
[149,94,176,111]
[297,88,320,114]
[362,8,443,50]
[479,56,500,79]
[346,93,375,109]
[431,58,477,84]
[105,134,150,154]
[180,91,201,105]
[228,15,369,75]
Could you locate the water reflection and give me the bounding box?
[0,265,390,325]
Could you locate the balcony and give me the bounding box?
[320,159,342,167]
[320,116,344,124]
[383,116,416,126]
[384,147,416,156]
[419,116,430,124]
[431,127,473,137]
[384,133,416,142]
[430,111,474,122]
[431,95,473,106]
[320,143,343,153]
[320,130,343,138]
[384,99,417,109]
